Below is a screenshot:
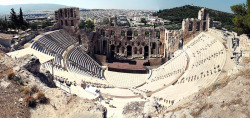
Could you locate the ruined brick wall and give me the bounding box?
[55,8,80,40]
[165,8,213,59]
[182,8,213,39]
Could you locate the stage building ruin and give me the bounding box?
[54,7,213,65]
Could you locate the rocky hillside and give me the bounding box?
[120,63,250,118]
[161,64,250,118]
[0,52,106,118]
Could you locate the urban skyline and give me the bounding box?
[0,0,246,13]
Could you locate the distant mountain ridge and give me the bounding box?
[0,4,69,15]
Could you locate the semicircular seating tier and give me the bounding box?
[148,32,226,107]
[30,30,108,91]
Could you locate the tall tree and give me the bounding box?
[231,0,250,35]
[140,18,147,25]
[9,8,18,29]
[85,20,95,31]
[18,7,24,27]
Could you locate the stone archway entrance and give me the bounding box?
[110,45,115,58]
[144,46,149,58]
[127,45,132,56]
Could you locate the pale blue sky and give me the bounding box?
[0,0,246,13]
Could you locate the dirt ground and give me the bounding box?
[0,64,30,118]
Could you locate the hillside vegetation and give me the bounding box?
[154,5,234,31]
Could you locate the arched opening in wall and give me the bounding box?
[70,9,73,17]
[179,39,183,49]
[158,41,161,54]
[60,10,63,17]
[134,47,137,54]
[196,22,200,31]
[97,40,100,54]
[144,46,149,58]
[152,42,156,49]
[61,20,63,25]
[64,9,67,17]
[110,45,115,58]
[127,45,132,56]
[203,10,207,20]
[139,47,142,54]
[103,40,107,54]
[65,20,68,26]
[122,47,125,54]
[78,35,81,44]
[74,10,76,18]
[203,22,206,31]
[71,20,74,26]
[156,31,160,39]
[152,42,156,54]
[189,22,193,31]
[127,30,132,40]
[101,29,105,36]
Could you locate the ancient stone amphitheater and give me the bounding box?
[7,27,231,116]
[5,7,249,118]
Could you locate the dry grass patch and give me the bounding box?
[31,85,39,94]
[24,87,49,108]
[23,87,31,95]
[36,91,50,104]
[25,95,36,108]
[6,69,16,80]
[6,69,23,85]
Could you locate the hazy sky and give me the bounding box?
[0,0,246,13]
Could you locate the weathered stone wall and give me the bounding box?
[53,7,213,64]
[149,58,162,66]
[22,55,41,73]
[95,54,107,63]
[0,38,11,48]
[55,7,80,40]
[91,24,166,59]
[166,8,212,59]
[182,8,212,39]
